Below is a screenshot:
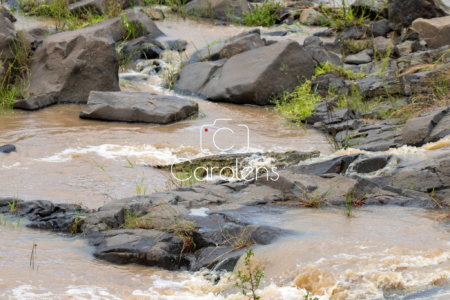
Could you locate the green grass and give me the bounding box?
[314,62,365,80]
[318,0,372,32]
[243,0,282,27]
[272,80,322,124]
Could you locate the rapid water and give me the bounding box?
[2,8,450,300]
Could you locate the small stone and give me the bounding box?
[395,40,414,56]
[300,9,328,26]
[344,51,372,64]
[373,36,393,55]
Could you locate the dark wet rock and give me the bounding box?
[262,31,289,37]
[14,26,120,111]
[0,6,16,22]
[174,41,315,105]
[312,74,350,97]
[402,106,450,146]
[340,25,368,40]
[344,50,372,64]
[388,0,450,33]
[290,154,361,175]
[165,39,187,51]
[0,144,16,153]
[368,19,391,37]
[79,91,198,124]
[303,36,322,47]
[118,36,165,60]
[184,0,254,22]
[188,30,264,64]
[92,11,164,43]
[351,0,389,19]
[313,29,334,37]
[352,155,393,173]
[192,246,246,271]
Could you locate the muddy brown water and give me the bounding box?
[3,11,450,300]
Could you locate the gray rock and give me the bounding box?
[79,91,199,124]
[373,36,393,54]
[368,19,391,37]
[0,13,16,66]
[357,77,400,98]
[188,30,265,64]
[118,35,165,60]
[402,106,450,146]
[395,40,414,56]
[305,45,343,66]
[174,41,315,105]
[14,26,120,110]
[0,144,16,153]
[399,63,450,96]
[344,51,372,64]
[0,6,16,22]
[303,36,322,47]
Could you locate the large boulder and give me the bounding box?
[388,0,450,33]
[184,0,254,22]
[173,41,315,105]
[79,91,199,124]
[14,26,120,110]
[412,16,450,49]
[92,11,164,43]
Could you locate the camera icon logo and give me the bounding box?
[200,119,250,153]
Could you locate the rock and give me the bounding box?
[174,41,315,105]
[373,36,393,54]
[0,6,16,22]
[305,45,343,66]
[188,30,264,64]
[262,31,289,37]
[0,144,16,153]
[313,29,334,37]
[291,154,361,175]
[0,13,17,65]
[184,0,254,22]
[357,77,400,98]
[79,91,199,124]
[344,51,372,64]
[395,40,414,56]
[140,7,165,20]
[412,16,450,49]
[388,0,450,33]
[22,25,57,50]
[402,106,450,146]
[118,36,165,60]
[14,26,120,111]
[340,25,368,40]
[352,155,393,173]
[351,0,389,19]
[165,39,187,52]
[92,11,164,43]
[300,9,328,26]
[304,36,323,47]
[368,19,391,37]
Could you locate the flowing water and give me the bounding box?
[3,9,450,300]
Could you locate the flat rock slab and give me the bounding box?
[79,92,198,124]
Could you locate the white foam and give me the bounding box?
[190,207,210,217]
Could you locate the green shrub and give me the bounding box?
[273,80,322,123]
[243,1,282,27]
[314,62,365,80]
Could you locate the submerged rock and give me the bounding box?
[79,91,199,124]
[0,144,16,153]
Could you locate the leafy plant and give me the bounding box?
[273,80,322,124]
[303,291,319,300]
[235,249,264,300]
[243,0,282,27]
